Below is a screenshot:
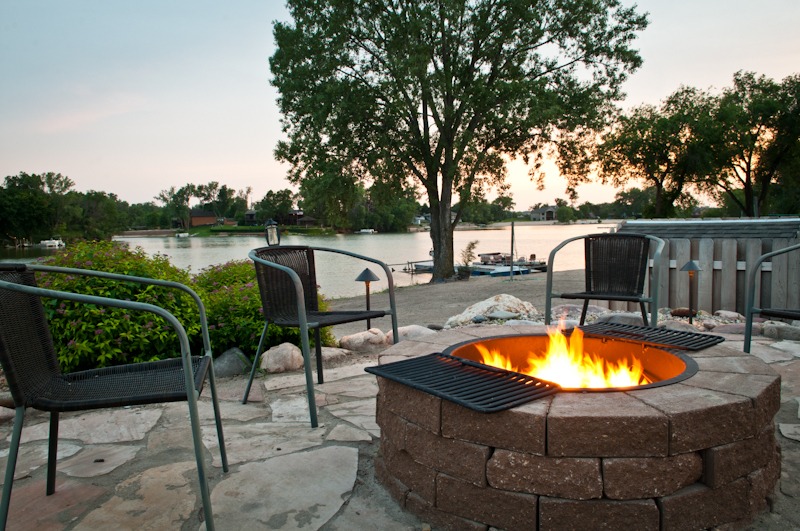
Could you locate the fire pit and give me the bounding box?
[371,324,781,531]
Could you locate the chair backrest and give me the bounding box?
[584,234,650,296]
[252,246,320,322]
[0,266,62,407]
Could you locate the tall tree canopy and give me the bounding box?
[597,87,714,217]
[272,0,648,279]
[699,71,800,216]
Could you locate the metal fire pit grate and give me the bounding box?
[574,323,725,351]
[365,354,560,413]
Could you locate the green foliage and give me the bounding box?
[37,240,200,372]
[272,0,648,279]
[191,260,336,362]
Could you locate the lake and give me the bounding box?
[2,222,617,299]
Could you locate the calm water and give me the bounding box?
[2,223,615,299]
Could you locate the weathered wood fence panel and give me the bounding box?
[593,237,798,316]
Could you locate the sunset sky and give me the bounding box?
[1,1,798,210]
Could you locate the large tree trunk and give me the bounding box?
[429,201,455,281]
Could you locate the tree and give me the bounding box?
[255,189,297,224]
[272,0,647,280]
[156,185,195,229]
[597,87,714,217]
[699,72,800,216]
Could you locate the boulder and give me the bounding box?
[386,325,438,343]
[213,347,251,377]
[763,321,800,342]
[659,320,701,333]
[595,312,646,326]
[321,346,350,363]
[261,343,304,373]
[714,310,744,321]
[445,294,538,328]
[340,328,387,352]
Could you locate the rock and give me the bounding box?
[427,324,444,331]
[386,325,438,343]
[472,315,487,323]
[321,347,350,363]
[486,310,519,320]
[763,321,800,341]
[714,310,744,320]
[702,321,717,330]
[595,312,646,326]
[261,343,304,373]
[213,348,251,377]
[670,308,697,318]
[340,328,387,352]
[445,294,538,328]
[550,304,607,322]
[505,319,542,326]
[712,322,753,335]
[659,320,701,333]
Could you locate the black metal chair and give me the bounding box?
[544,233,665,327]
[0,264,228,531]
[744,242,800,353]
[241,245,399,427]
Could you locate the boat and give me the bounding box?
[488,265,531,277]
[39,238,65,248]
[176,232,190,238]
[356,228,376,234]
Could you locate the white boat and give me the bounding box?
[357,228,376,234]
[488,265,531,277]
[39,238,65,248]
[176,232,190,238]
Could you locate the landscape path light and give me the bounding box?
[355,268,380,330]
[680,260,701,324]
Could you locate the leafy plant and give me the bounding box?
[191,260,335,362]
[38,240,200,372]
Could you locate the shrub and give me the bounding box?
[191,260,336,362]
[38,240,200,372]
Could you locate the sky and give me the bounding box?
[1,1,799,211]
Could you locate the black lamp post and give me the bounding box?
[355,268,380,329]
[680,260,701,324]
[265,219,280,246]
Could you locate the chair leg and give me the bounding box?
[46,412,59,495]
[639,301,649,327]
[0,407,25,530]
[579,300,590,325]
[314,328,323,384]
[206,362,229,473]
[184,366,216,530]
[299,324,319,428]
[242,322,270,404]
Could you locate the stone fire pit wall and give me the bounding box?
[373,325,781,531]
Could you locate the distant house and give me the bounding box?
[244,210,258,226]
[190,209,217,227]
[530,206,557,221]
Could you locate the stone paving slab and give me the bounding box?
[0,327,798,529]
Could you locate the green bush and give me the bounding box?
[191,260,335,361]
[38,240,200,372]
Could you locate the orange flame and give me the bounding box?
[476,325,651,388]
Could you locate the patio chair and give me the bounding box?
[0,264,228,531]
[544,233,665,327]
[744,242,800,353]
[241,245,399,428]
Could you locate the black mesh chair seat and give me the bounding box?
[0,264,228,530]
[27,356,210,412]
[242,245,399,427]
[278,309,388,328]
[545,233,665,327]
[744,243,800,352]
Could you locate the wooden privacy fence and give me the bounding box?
[603,237,800,316]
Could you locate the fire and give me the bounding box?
[476,326,652,388]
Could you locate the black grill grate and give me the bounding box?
[574,323,725,351]
[365,354,560,413]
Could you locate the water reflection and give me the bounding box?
[111,223,614,299]
[0,223,615,299]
